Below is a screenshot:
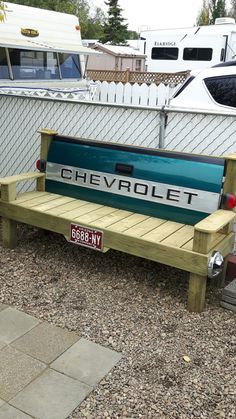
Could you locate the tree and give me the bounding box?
[229,0,236,20]
[0,1,6,22]
[197,0,210,25]
[209,0,227,23]
[99,0,129,45]
[77,1,106,39]
[197,0,227,25]
[83,7,106,39]
[127,30,139,40]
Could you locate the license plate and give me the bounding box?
[69,223,103,251]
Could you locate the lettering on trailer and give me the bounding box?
[154,42,176,46]
[46,162,221,214]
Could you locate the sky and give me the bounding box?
[92,0,231,32]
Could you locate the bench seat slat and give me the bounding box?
[162,225,194,248]
[125,217,166,237]
[142,221,184,242]
[89,209,133,229]
[105,213,150,233]
[16,192,62,208]
[44,199,90,216]
[61,202,104,219]
[32,196,76,212]
[15,191,49,204]
[76,207,119,224]
[181,239,193,250]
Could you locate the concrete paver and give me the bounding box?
[12,322,79,363]
[0,403,33,418]
[0,308,39,344]
[0,346,46,401]
[223,278,236,298]
[221,301,236,312]
[51,337,122,387]
[222,294,236,304]
[10,368,92,419]
[0,306,122,418]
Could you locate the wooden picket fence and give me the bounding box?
[87,69,190,86]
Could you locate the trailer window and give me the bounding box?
[0,48,9,79]
[151,47,179,60]
[58,53,81,79]
[205,75,236,108]
[220,48,225,61]
[8,49,60,80]
[135,59,142,71]
[183,48,212,61]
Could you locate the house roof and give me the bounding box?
[93,43,146,58]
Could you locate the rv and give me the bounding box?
[0,2,98,93]
[139,18,236,73]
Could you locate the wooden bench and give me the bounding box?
[0,129,236,313]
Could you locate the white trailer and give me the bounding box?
[139,18,236,73]
[0,2,98,89]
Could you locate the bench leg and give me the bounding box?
[188,273,207,313]
[2,218,17,248]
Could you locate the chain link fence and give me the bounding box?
[1,94,236,178]
[164,109,236,156]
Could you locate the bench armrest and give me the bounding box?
[0,172,45,202]
[194,209,235,234]
[0,172,44,186]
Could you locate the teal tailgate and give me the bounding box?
[45,137,225,225]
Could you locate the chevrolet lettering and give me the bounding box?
[46,162,221,215]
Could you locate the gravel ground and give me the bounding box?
[0,222,235,419]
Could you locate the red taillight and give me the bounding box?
[75,25,80,31]
[36,159,46,172]
[222,193,236,209]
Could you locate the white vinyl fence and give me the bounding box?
[90,81,180,107]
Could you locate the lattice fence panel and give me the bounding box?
[87,69,189,85]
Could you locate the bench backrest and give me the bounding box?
[42,133,226,226]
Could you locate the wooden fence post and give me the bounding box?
[125,68,130,83]
[37,129,57,191]
[223,154,236,195]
